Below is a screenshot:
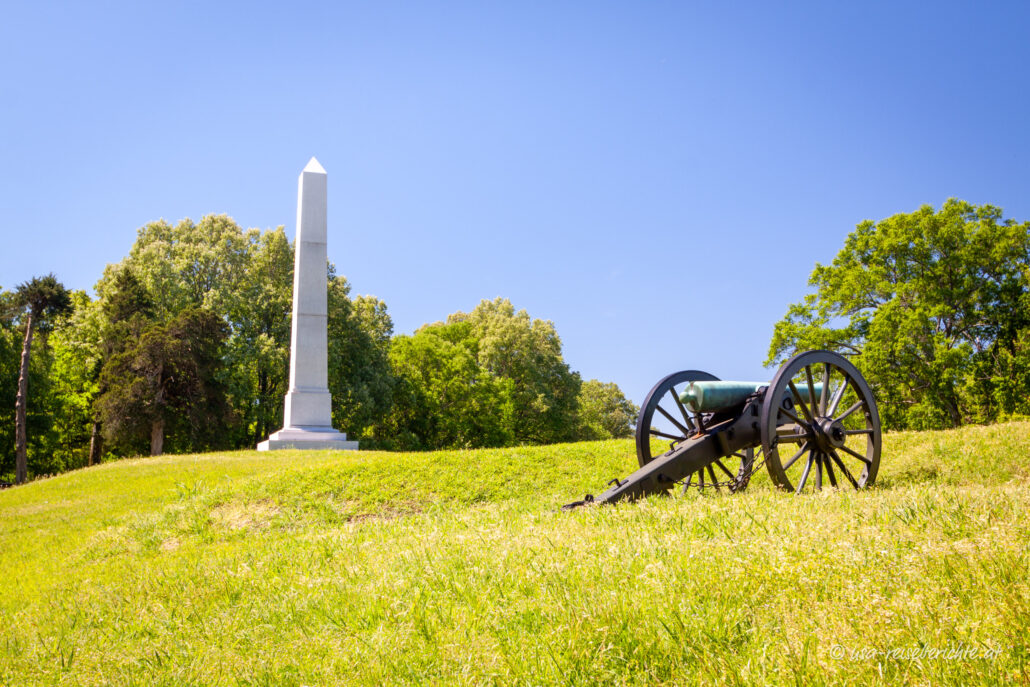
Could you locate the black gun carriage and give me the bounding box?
[565,350,881,509]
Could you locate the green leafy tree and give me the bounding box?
[384,320,510,449]
[768,200,1030,429]
[449,298,582,444]
[382,299,584,449]
[12,275,72,483]
[577,379,638,440]
[229,227,293,444]
[115,215,255,318]
[46,291,105,470]
[327,271,396,442]
[0,289,20,480]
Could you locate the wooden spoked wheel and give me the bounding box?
[634,370,754,492]
[760,350,881,493]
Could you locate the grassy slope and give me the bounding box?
[0,424,1028,686]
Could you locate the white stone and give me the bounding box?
[257,157,359,452]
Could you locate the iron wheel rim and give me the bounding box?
[634,369,755,492]
[760,350,881,493]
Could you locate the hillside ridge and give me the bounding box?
[1,423,1028,685]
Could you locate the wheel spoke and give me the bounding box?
[838,443,872,466]
[777,432,808,442]
[827,449,859,489]
[820,363,830,415]
[656,404,692,437]
[826,376,850,417]
[795,454,815,494]
[707,465,720,491]
[649,428,683,442]
[669,389,696,433]
[804,365,817,416]
[782,441,810,471]
[698,469,705,488]
[788,381,815,423]
[682,472,694,494]
[823,454,838,487]
[814,453,823,490]
[777,405,805,426]
[836,400,865,422]
[714,459,736,480]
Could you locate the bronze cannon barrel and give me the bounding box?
[680,381,824,413]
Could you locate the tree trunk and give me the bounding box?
[256,369,268,444]
[14,311,34,484]
[150,364,165,456]
[88,420,102,466]
[946,396,962,427]
[150,417,165,456]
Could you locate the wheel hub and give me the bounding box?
[811,416,846,451]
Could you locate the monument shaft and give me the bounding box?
[284,160,331,426]
[258,157,358,451]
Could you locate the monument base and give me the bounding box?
[257,426,359,451]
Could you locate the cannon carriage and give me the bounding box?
[565,350,881,509]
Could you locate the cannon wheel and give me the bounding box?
[760,350,881,493]
[635,370,754,492]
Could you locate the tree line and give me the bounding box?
[6,199,1028,483]
[1,216,638,483]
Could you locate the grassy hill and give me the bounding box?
[1,423,1028,685]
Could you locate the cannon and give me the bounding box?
[564,350,881,508]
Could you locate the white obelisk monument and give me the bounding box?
[258,158,359,451]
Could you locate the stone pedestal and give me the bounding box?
[257,157,359,452]
[258,426,357,451]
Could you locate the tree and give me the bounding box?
[0,289,20,480]
[46,291,104,470]
[99,216,272,448]
[91,268,156,462]
[1,214,405,474]
[380,299,585,449]
[96,216,397,452]
[12,275,72,483]
[327,271,396,442]
[115,215,254,318]
[767,200,1030,430]
[231,227,292,444]
[384,321,510,449]
[577,379,638,440]
[100,266,155,326]
[449,298,582,444]
[96,308,231,456]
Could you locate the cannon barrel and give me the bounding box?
[680,381,824,413]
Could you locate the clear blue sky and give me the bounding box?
[2,1,1029,405]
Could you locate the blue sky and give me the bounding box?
[2,1,1029,404]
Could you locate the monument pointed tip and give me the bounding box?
[303,157,326,174]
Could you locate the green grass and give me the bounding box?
[1,423,1029,685]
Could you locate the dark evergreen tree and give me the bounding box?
[96,308,231,456]
[12,275,71,483]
